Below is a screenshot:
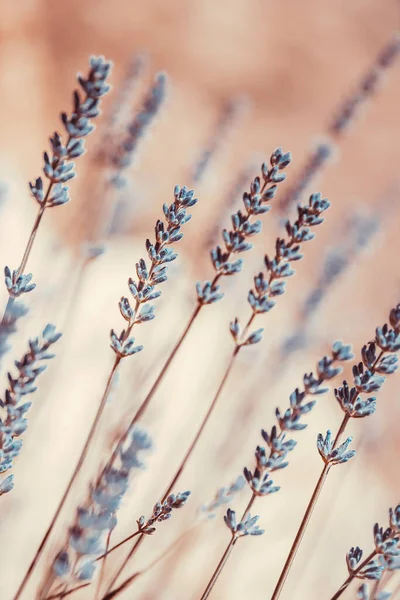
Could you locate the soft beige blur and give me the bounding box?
[0,1,399,599]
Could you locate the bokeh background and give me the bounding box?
[0,0,399,598]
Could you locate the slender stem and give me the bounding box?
[200,536,238,600]
[241,492,257,522]
[19,203,48,276]
[329,550,377,600]
[104,348,240,595]
[122,303,202,424]
[271,414,350,600]
[1,199,48,326]
[103,303,202,476]
[197,492,259,600]
[94,531,141,562]
[99,525,201,600]
[96,529,112,599]
[103,534,143,598]
[13,358,120,600]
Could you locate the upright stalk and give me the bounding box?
[200,537,238,600]
[271,414,350,600]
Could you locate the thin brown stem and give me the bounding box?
[104,348,240,595]
[14,358,120,600]
[103,533,143,598]
[271,414,350,600]
[1,193,49,326]
[329,549,377,600]
[94,530,141,562]
[19,203,48,276]
[97,524,201,600]
[200,536,238,600]
[100,302,202,493]
[241,492,257,521]
[196,491,258,600]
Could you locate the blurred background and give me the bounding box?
[0,0,399,598]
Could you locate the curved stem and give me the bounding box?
[271,414,350,600]
[13,358,120,600]
[329,550,377,600]
[200,536,237,600]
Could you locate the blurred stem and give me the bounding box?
[271,414,350,600]
[15,357,121,600]
[329,549,377,600]
[96,529,112,599]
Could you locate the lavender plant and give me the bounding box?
[94,52,149,168]
[328,34,400,138]
[103,190,330,587]
[110,72,167,186]
[271,304,400,599]
[0,324,61,495]
[101,491,191,599]
[279,33,400,214]
[40,429,152,599]
[97,477,245,599]
[104,149,291,477]
[199,342,353,600]
[58,70,167,354]
[278,142,333,214]
[331,504,400,599]
[280,209,380,359]
[13,184,198,599]
[1,57,112,335]
[191,96,247,185]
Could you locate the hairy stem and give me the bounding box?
[271,414,350,600]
